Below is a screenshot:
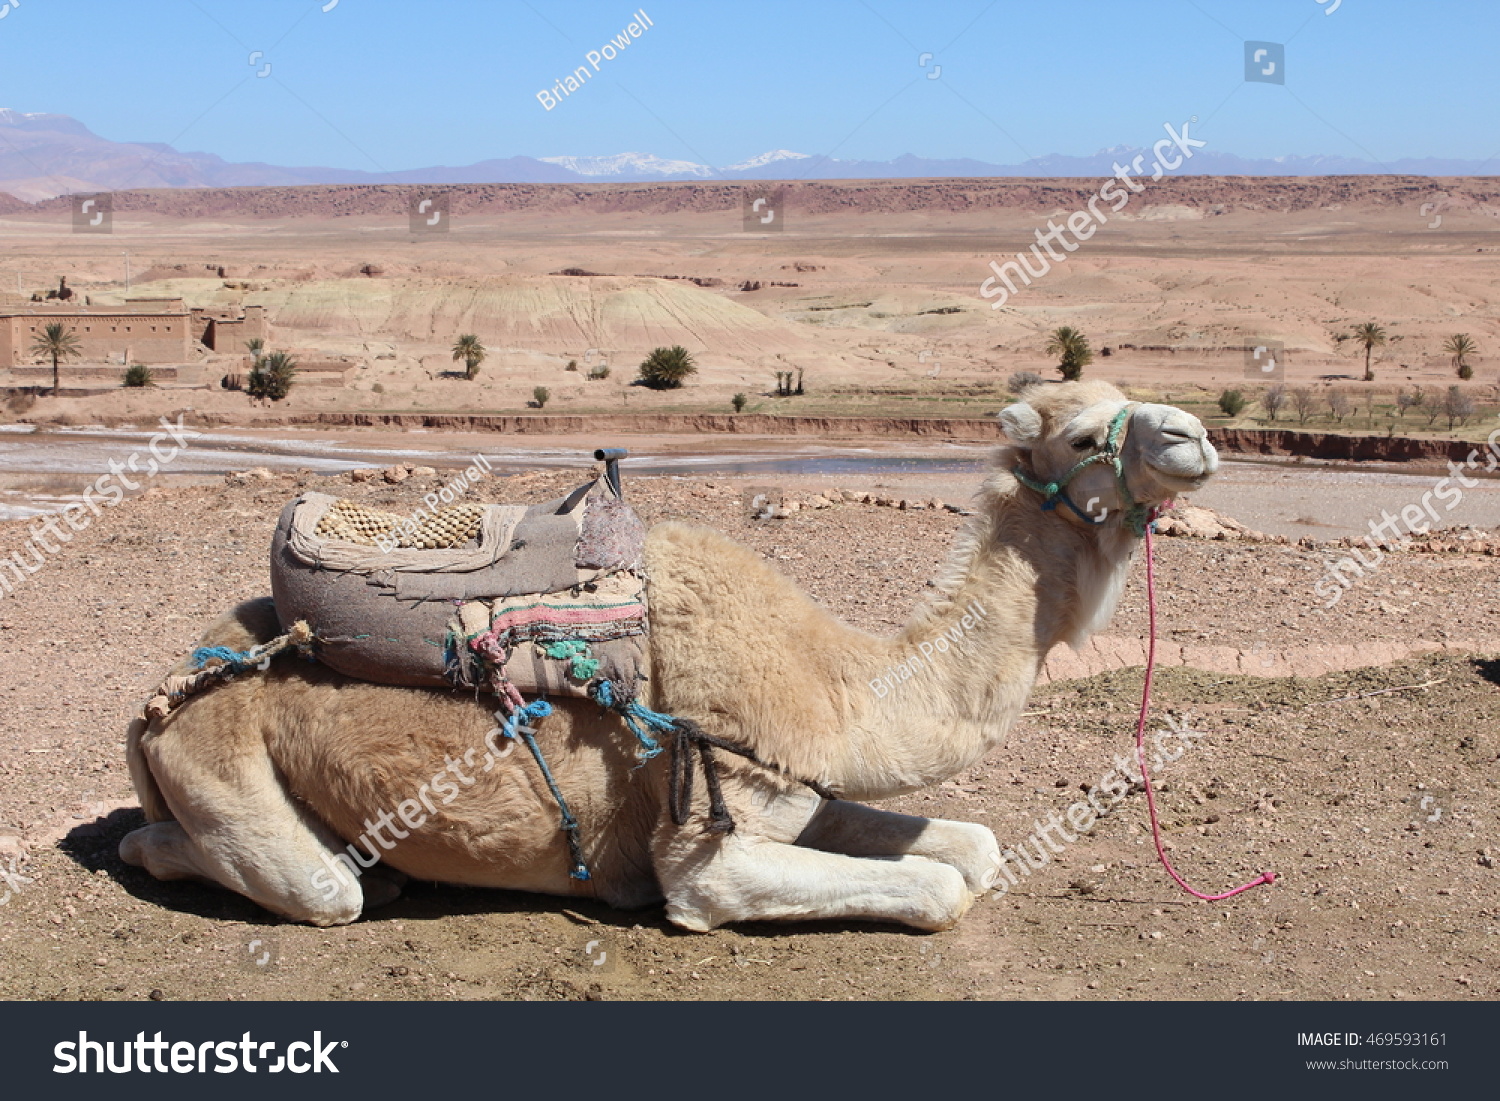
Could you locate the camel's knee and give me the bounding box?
[930,820,1002,895]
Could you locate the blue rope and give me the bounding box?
[589,680,663,760]
[497,700,590,881]
[191,645,254,670]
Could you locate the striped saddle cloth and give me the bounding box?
[269,475,648,701]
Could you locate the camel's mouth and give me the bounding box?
[1141,456,1216,496]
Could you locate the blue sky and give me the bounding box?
[0,0,1493,170]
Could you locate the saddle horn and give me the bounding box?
[593,447,627,499]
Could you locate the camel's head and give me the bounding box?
[997,380,1217,532]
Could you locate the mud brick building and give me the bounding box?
[0,299,269,367]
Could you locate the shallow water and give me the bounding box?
[1,424,1497,539]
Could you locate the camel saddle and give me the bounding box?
[269,462,648,701]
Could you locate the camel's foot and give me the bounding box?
[360,864,408,910]
[658,833,973,933]
[795,800,1001,895]
[120,820,365,927]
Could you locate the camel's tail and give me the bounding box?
[125,714,173,823]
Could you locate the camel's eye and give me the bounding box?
[1072,436,1097,450]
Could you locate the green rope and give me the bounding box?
[543,640,601,682]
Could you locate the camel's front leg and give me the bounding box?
[654,831,973,932]
[794,800,1001,895]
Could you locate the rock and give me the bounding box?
[410,466,438,478]
[383,465,409,484]
[808,495,832,509]
[349,468,374,483]
[928,499,945,511]
[874,495,896,507]
[0,827,25,860]
[943,502,967,514]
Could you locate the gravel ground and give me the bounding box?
[0,463,1495,1001]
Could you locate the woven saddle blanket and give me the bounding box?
[269,477,647,698]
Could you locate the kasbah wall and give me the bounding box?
[0,298,268,366]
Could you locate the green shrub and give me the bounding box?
[533,386,550,409]
[1217,389,1247,417]
[732,392,747,412]
[122,364,154,388]
[587,365,610,380]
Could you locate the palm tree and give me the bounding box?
[248,351,297,401]
[245,336,265,366]
[1443,333,1477,380]
[637,345,698,389]
[451,334,485,380]
[29,322,83,396]
[1352,322,1386,382]
[1045,326,1094,381]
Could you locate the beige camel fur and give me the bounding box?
[121,381,1217,932]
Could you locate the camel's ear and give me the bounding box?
[997,402,1043,447]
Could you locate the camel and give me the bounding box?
[120,380,1218,932]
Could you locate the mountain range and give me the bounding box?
[0,109,1493,201]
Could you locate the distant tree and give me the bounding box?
[1327,389,1352,423]
[1261,383,1287,422]
[1045,326,1093,381]
[1395,388,1416,418]
[638,345,698,389]
[1217,389,1246,417]
[565,359,579,372]
[29,322,82,396]
[245,337,265,366]
[1442,385,1475,430]
[587,364,610,380]
[1290,387,1317,425]
[248,351,297,401]
[1006,370,1044,395]
[1352,322,1387,382]
[123,364,154,388]
[451,334,486,380]
[732,392,748,413]
[1444,333,1477,380]
[533,386,550,409]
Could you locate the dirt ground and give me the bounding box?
[0,462,1496,1002]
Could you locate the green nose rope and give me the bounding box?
[1011,403,1154,537]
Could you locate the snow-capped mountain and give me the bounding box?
[724,149,812,171]
[539,152,713,179]
[0,109,1492,202]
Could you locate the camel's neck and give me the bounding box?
[827,474,1138,799]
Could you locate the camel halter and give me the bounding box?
[1012,403,1153,537]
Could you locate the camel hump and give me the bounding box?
[170,597,281,676]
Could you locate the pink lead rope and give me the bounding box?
[1135,508,1276,901]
